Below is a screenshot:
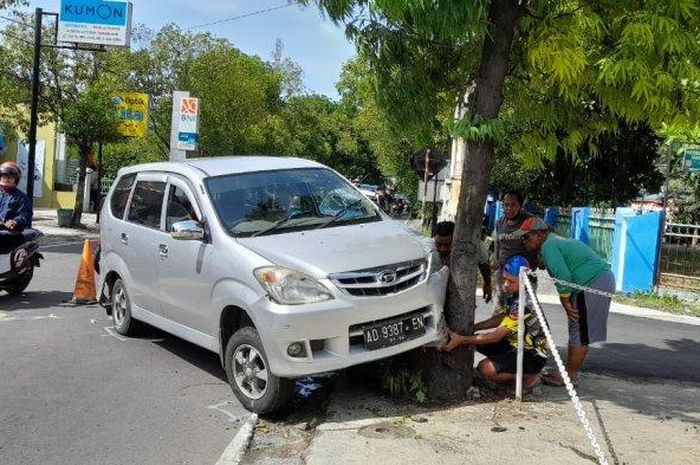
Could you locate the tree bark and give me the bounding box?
[71,145,89,227]
[425,0,525,401]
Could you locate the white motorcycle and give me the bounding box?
[0,229,43,295]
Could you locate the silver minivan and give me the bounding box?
[98,156,448,413]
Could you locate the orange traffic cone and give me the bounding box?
[68,239,98,305]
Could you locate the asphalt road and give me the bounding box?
[0,243,248,465]
[475,292,700,383]
[2,242,699,465]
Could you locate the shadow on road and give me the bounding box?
[150,328,227,383]
[586,338,700,383]
[0,290,73,311]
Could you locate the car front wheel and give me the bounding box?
[224,326,293,414]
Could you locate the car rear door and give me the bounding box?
[121,173,168,315]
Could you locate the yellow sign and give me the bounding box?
[112,92,149,138]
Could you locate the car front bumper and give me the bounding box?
[253,267,449,378]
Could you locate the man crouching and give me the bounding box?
[439,255,549,392]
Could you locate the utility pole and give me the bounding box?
[26,7,43,215]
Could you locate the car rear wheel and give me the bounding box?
[111,278,140,336]
[224,326,293,414]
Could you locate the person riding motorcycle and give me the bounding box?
[0,161,33,253]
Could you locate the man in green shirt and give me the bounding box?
[515,216,615,387]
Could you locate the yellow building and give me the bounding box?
[0,122,76,209]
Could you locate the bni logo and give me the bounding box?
[180,98,198,115]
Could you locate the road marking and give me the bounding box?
[214,413,257,465]
[102,326,127,341]
[0,313,63,323]
[89,317,111,325]
[208,401,243,423]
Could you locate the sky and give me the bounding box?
[29,0,357,98]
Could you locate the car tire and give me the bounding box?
[224,326,293,415]
[4,266,33,295]
[111,278,140,336]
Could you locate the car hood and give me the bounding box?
[238,220,430,277]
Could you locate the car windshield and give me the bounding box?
[206,167,381,237]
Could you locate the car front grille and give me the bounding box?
[329,259,427,297]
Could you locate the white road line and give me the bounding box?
[214,413,258,465]
[0,313,63,323]
[102,326,127,341]
[208,401,244,423]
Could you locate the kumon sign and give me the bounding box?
[57,0,133,48]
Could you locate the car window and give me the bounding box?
[206,168,380,237]
[166,184,198,231]
[110,173,136,220]
[127,180,166,229]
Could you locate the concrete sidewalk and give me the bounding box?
[32,208,99,247]
[303,374,699,465]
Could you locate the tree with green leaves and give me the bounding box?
[59,84,122,225]
[492,122,664,206]
[0,13,123,226]
[309,0,700,400]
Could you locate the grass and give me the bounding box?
[614,292,700,317]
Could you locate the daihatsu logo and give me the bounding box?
[377,270,398,285]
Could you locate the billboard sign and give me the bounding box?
[58,0,133,47]
[17,140,45,198]
[176,97,199,151]
[684,148,700,172]
[112,92,149,137]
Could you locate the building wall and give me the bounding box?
[0,123,76,209]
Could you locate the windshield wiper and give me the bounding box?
[317,199,365,229]
[251,210,313,237]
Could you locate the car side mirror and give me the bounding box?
[170,220,205,241]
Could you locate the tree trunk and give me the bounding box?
[425,0,525,401]
[71,145,89,227]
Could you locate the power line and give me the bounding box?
[183,2,296,31]
[0,13,33,29]
[0,28,32,45]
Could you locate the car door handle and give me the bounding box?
[159,244,168,257]
[120,233,128,245]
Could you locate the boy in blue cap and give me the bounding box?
[439,255,549,391]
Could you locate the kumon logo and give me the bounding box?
[180,98,199,115]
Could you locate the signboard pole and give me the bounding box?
[422,149,430,229]
[26,7,44,217]
[170,91,188,161]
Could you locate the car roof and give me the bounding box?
[117,156,326,181]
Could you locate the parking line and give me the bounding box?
[214,413,258,465]
[102,326,127,341]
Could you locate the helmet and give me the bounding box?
[0,161,21,180]
[503,255,530,277]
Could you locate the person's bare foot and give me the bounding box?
[522,375,541,392]
[542,372,578,388]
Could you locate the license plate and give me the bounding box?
[363,314,426,350]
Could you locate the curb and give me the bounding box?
[214,413,258,465]
[477,289,700,326]
[536,293,700,327]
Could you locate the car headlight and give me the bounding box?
[254,266,334,305]
[429,249,445,275]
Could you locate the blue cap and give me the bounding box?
[503,255,530,277]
